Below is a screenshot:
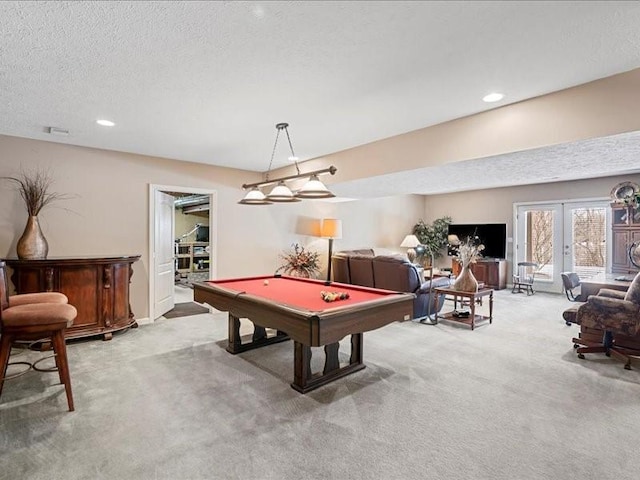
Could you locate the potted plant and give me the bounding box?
[275,243,321,278]
[412,216,452,266]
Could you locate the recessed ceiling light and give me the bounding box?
[96,119,115,127]
[483,93,504,103]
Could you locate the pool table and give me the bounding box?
[193,275,414,393]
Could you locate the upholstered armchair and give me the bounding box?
[569,272,640,370]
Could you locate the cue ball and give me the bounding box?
[263,280,269,286]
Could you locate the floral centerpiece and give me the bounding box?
[453,235,485,292]
[275,243,321,278]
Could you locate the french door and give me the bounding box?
[515,200,609,292]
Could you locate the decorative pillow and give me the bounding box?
[624,272,640,306]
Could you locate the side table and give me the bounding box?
[433,287,494,330]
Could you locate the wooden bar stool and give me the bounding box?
[0,261,77,411]
[0,303,78,411]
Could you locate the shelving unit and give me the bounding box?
[175,241,210,275]
[611,203,640,274]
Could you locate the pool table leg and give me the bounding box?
[350,333,363,365]
[291,333,366,393]
[323,343,340,373]
[226,314,290,354]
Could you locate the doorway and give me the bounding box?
[149,184,217,321]
[514,199,609,292]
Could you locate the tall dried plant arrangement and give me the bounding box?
[2,168,71,216]
[2,168,73,259]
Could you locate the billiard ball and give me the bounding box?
[263,280,269,286]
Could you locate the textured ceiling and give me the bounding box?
[332,130,640,198]
[1,1,640,196]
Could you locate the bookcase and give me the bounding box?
[175,241,210,274]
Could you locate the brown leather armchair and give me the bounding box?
[566,272,640,370]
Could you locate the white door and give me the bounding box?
[154,191,175,318]
[516,200,609,292]
[515,204,563,292]
[562,202,608,279]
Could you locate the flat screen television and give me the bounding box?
[447,223,507,259]
[196,225,209,242]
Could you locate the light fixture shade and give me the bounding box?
[266,181,301,202]
[295,175,335,199]
[321,218,342,239]
[447,234,461,245]
[238,187,272,205]
[238,123,338,205]
[400,234,420,248]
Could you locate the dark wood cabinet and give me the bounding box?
[451,259,507,290]
[5,255,140,341]
[611,203,640,274]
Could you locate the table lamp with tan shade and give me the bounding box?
[400,234,421,263]
[321,218,342,283]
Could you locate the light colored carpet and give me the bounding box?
[1,290,639,480]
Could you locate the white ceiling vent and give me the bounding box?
[46,126,69,136]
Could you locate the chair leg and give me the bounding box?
[0,333,14,398]
[51,330,74,412]
[51,335,64,385]
[609,348,632,370]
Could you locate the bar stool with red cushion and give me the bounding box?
[8,291,69,307]
[0,261,77,411]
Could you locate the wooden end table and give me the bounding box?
[433,287,494,330]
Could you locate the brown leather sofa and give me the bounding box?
[331,250,450,320]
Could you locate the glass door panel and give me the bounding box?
[563,203,607,280]
[516,205,563,291]
[516,200,609,293]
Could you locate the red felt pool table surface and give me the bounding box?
[208,275,397,311]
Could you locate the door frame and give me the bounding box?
[513,196,610,293]
[148,183,218,322]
